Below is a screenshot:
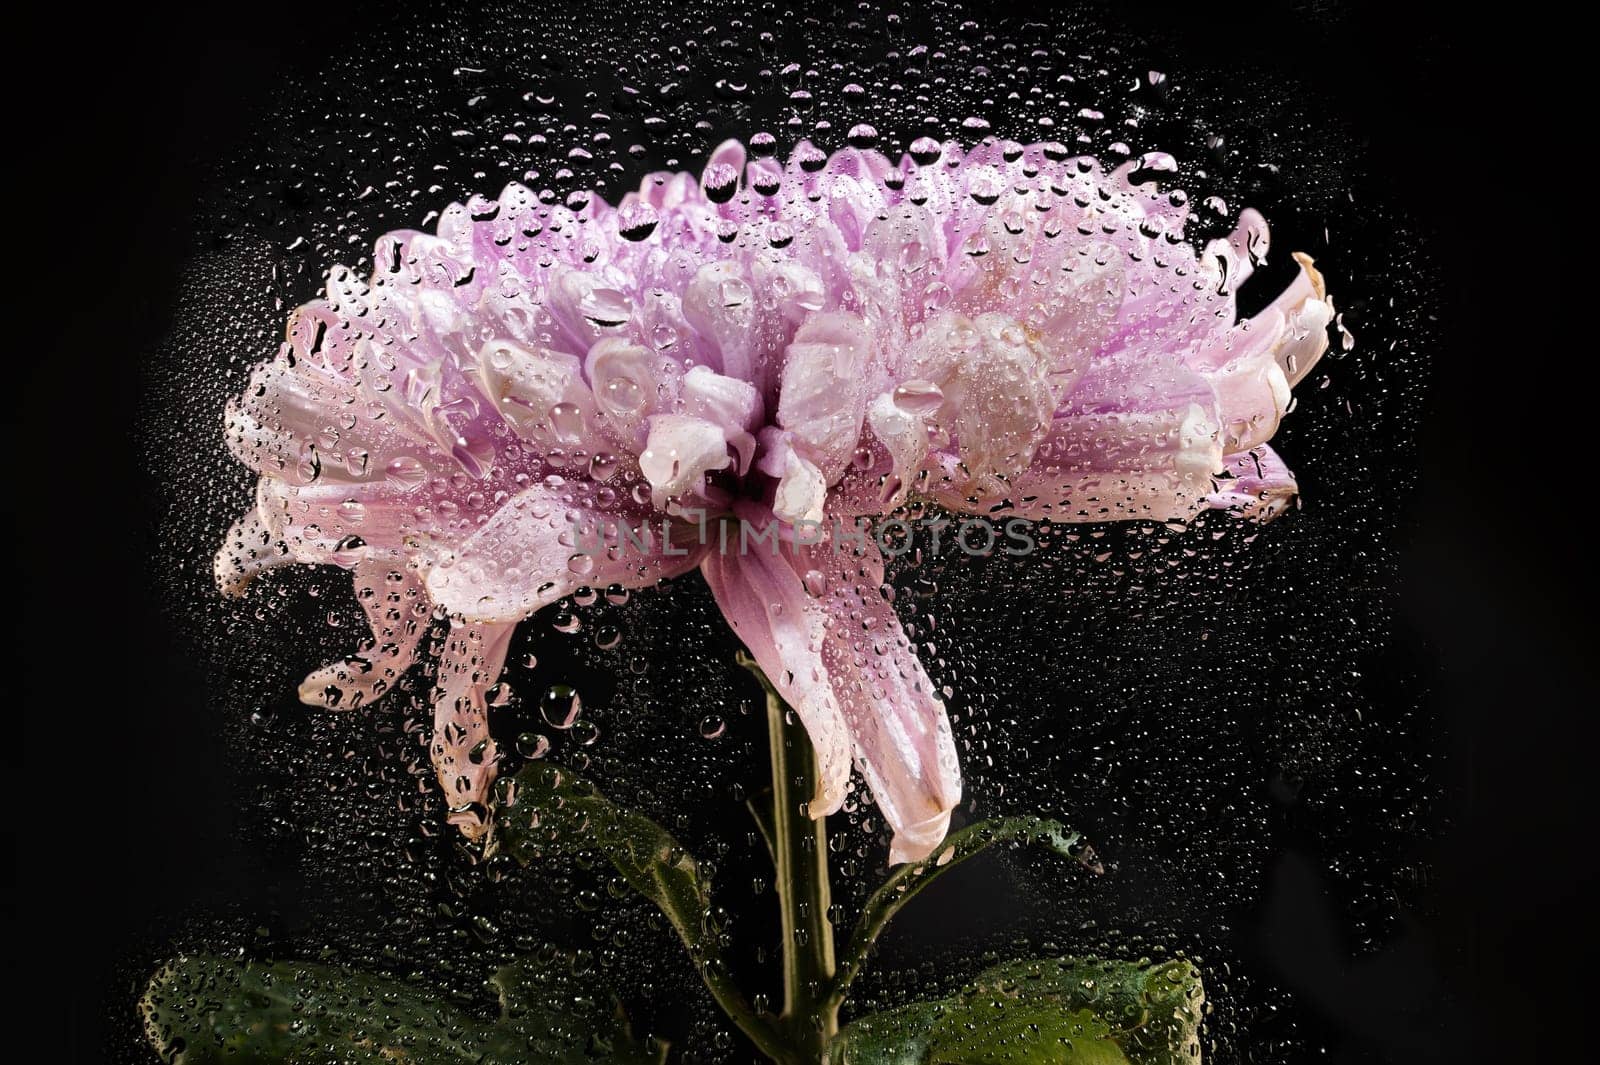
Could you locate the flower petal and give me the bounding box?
[683,364,763,472]
[430,620,516,840]
[474,339,599,449]
[905,312,1057,494]
[701,539,961,863]
[776,311,873,481]
[423,483,704,623]
[639,414,738,510]
[1195,253,1333,451]
[214,506,291,597]
[946,401,1222,522]
[298,558,428,710]
[1207,444,1300,522]
[225,358,438,486]
[586,338,666,450]
[700,544,855,818]
[812,541,961,864]
[683,261,760,387]
[771,447,828,525]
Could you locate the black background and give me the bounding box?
[18,2,1592,1062]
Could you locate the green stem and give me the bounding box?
[740,653,840,1058]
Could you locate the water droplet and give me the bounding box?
[893,379,945,417]
[540,685,582,729]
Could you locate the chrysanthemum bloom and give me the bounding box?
[216,138,1332,858]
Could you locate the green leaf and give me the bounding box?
[826,956,1204,1065]
[488,762,715,954]
[140,950,660,1065]
[487,763,790,1060]
[830,817,1100,1007]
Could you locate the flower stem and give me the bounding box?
[741,653,840,1058]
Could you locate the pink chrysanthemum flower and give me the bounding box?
[215,138,1333,859]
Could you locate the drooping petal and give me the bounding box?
[863,392,930,509]
[429,620,516,840]
[298,558,429,709]
[811,540,961,864]
[700,542,856,818]
[701,539,961,863]
[213,506,291,597]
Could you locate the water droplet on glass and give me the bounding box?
[540,685,582,729]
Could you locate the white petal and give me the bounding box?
[776,312,872,481]
[865,393,929,508]
[473,339,597,447]
[585,338,662,448]
[638,414,735,508]
[772,449,828,525]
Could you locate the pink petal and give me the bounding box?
[1207,444,1300,522]
[775,312,873,483]
[225,359,440,486]
[213,506,291,597]
[700,542,855,818]
[474,339,599,449]
[298,558,429,710]
[423,482,705,624]
[701,539,961,863]
[902,312,1058,496]
[429,620,516,840]
[943,401,1222,522]
[683,261,760,388]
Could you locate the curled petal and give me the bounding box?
[214,506,291,597]
[862,393,930,510]
[1273,253,1334,387]
[298,558,428,709]
[639,414,737,510]
[776,312,873,483]
[547,270,634,355]
[429,620,516,840]
[682,364,763,472]
[1197,253,1333,451]
[771,447,828,526]
[585,338,664,449]
[1207,444,1300,522]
